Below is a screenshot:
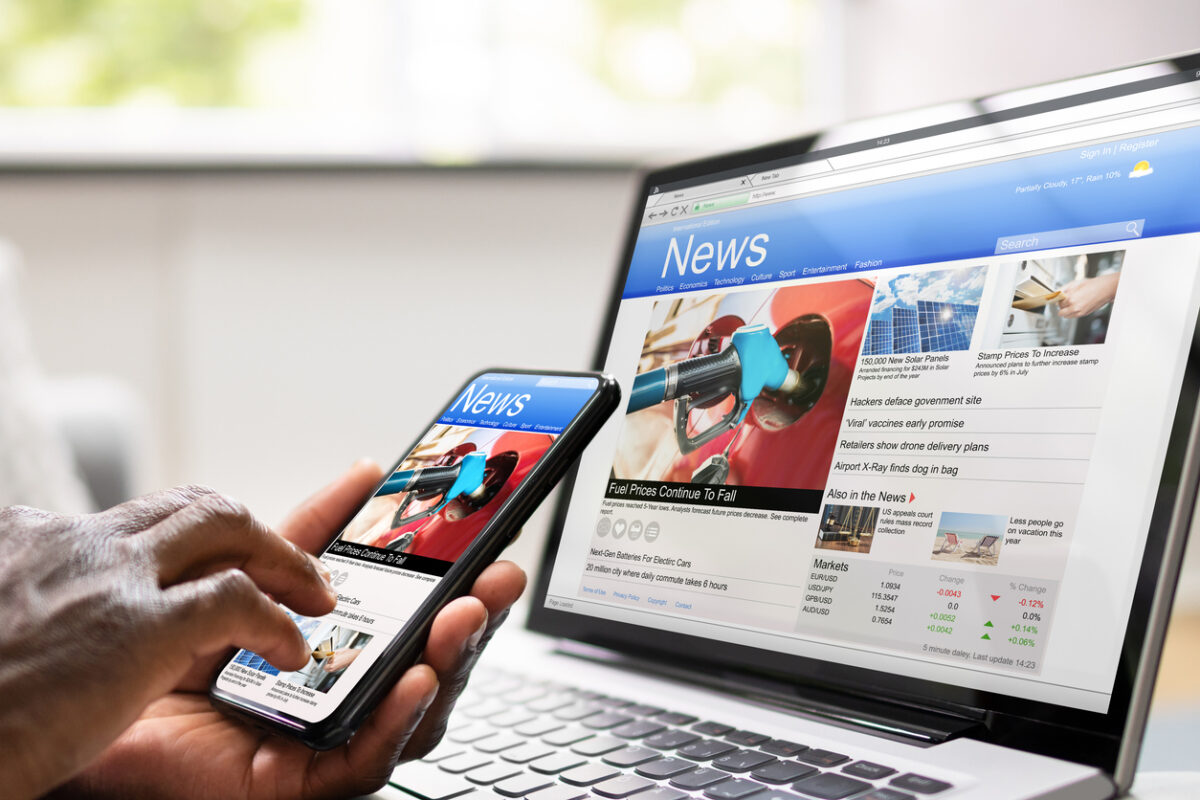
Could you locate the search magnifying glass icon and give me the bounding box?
[1125,220,1142,235]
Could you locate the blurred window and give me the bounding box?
[0,0,838,164]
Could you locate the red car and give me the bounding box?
[368,430,555,562]
[657,279,873,491]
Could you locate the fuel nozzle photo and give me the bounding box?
[378,450,488,530]
[628,323,816,454]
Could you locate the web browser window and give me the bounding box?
[546,66,1200,714]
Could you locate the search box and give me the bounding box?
[995,219,1144,255]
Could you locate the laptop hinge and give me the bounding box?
[554,639,985,746]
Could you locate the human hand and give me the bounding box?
[57,460,527,799]
[323,648,363,672]
[0,488,337,800]
[1057,272,1120,318]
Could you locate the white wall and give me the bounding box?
[0,170,636,569]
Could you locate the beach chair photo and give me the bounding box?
[934,532,960,554]
[966,534,1000,559]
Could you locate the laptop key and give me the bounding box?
[670,767,734,790]
[725,730,770,747]
[475,734,525,754]
[613,719,667,739]
[584,713,635,730]
[464,700,510,720]
[626,704,666,717]
[693,721,735,736]
[644,729,702,750]
[655,712,699,726]
[438,753,493,774]
[528,753,588,775]
[500,743,555,764]
[636,757,699,780]
[500,686,549,705]
[795,749,850,768]
[421,742,465,763]
[637,788,689,800]
[572,736,626,756]
[449,724,499,744]
[478,677,524,696]
[593,774,656,798]
[595,696,635,708]
[792,772,872,799]
[760,740,807,757]
[860,791,916,800]
[559,763,622,786]
[555,703,605,721]
[542,727,594,746]
[750,761,817,784]
[678,739,739,760]
[489,708,537,728]
[493,772,555,797]
[842,761,897,780]
[528,694,576,713]
[515,717,565,737]
[603,746,661,768]
[889,774,953,794]
[704,778,768,800]
[390,760,477,800]
[750,792,807,800]
[712,749,776,772]
[464,763,522,785]
[526,787,589,800]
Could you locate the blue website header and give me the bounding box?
[624,125,1200,299]
[438,372,597,434]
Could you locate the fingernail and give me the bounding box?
[466,617,487,654]
[420,681,439,712]
[410,681,439,726]
[306,553,333,583]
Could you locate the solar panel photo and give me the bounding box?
[863,266,987,355]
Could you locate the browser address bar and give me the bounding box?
[733,101,1199,211]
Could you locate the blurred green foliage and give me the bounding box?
[0,0,304,106]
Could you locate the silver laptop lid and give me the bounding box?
[528,51,1200,783]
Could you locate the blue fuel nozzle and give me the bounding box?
[380,450,489,528]
[445,451,487,502]
[729,323,792,422]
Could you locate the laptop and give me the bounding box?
[385,51,1200,800]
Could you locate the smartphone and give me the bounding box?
[209,368,619,748]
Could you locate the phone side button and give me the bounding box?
[390,761,478,800]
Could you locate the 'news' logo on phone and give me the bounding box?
[448,383,532,418]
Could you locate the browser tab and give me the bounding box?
[752,161,834,185]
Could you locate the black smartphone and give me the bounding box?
[209,368,619,749]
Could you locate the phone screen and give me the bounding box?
[214,372,601,723]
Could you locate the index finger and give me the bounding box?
[95,484,218,534]
[142,493,337,618]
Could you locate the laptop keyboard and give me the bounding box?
[389,669,955,800]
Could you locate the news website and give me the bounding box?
[216,372,598,722]
[546,81,1200,713]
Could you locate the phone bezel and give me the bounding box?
[210,367,619,749]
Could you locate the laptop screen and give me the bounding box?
[540,57,1200,716]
